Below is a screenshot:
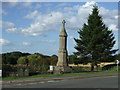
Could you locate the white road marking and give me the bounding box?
[38,82,45,84]
[47,80,57,83]
[28,83,37,85]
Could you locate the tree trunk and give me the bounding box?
[91,64,94,71]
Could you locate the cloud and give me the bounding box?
[1,21,15,29]
[64,3,94,30]
[0,38,10,45]
[78,3,93,17]
[22,11,63,36]
[24,10,39,19]
[82,1,96,8]
[70,36,74,39]
[3,2,18,7]
[6,28,17,32]
[114,15,118,19]
[21,2,32,8]
[1,21,18,33]
[21,42,31,46]
[114,41,118,49]
[109,24,118,31]
[0,9,7,15]
[67,2,117,32]
[21,22,43,36]
[99,9,117,27]
[5,2,118,37]
[41,40,56,43]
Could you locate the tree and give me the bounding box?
[74,5,118,71]
[2,51,30,65]
[17,56,28,65]
[68,54,77,64]
[50,55,58,65]
[116,54,120,60]
[18,53,50,73]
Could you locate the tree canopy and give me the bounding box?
[2,51,30,65]
[74,5,118,71]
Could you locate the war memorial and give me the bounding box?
[53,20,72,74]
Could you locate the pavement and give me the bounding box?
[2,72,119,85]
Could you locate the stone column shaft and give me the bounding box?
[57,20,68,68]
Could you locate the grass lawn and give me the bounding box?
[2,66,118,80]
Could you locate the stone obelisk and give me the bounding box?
[55,20,69,73]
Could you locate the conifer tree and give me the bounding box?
[74,5,118,71]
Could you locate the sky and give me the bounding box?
[1,1,119,56]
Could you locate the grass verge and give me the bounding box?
[2,66,118,80]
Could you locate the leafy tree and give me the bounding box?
[68,55,77,64]
[17,56,28,65]
[50,55,58,65]
[6,55,18,65]
[74,5,118,71]
[78,56,90,65]
[17,53,50,73]
[2,51,30,65]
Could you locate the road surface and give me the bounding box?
[3,75,118,88]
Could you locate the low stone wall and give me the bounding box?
[17,68,29,77]
[2,64,29,77]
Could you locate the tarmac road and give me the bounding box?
[3,75,118,88]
